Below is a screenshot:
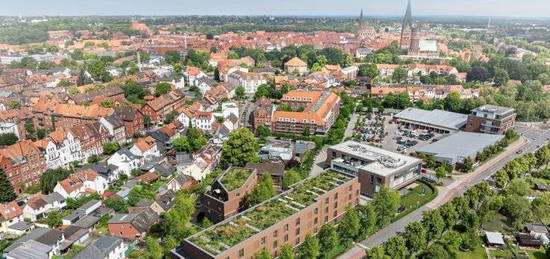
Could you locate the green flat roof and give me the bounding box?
[188,171,352,256]
[220,168,253,192]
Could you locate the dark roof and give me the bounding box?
[155,190,176,211]
[8,221,33,232]
[35,229,63,246]
[245,160,285,177]
[5,227,51,252]
[73,215,101,229]
[6,240,51,259]
[516,234,543,247]
[535,183,550,191]
[88,163,118,178]
[112,107,141,121]
[525,223,549,234]
[73,236,123,259]
[71,87,124,104]
[117,148,141,160]
[109,208,158,233]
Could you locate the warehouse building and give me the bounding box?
[393,108,468,134]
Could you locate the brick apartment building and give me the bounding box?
[201,167,259,223]
[326,141,422,197]
[465,105,516,135]
[271,90,340,135]
[33,104,114,130]
[140,90,185,123]
[253,97,274,130]
[177,171,359,259]
[0,140,47,194]
[111,107,145,139]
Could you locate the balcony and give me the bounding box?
[330,158,360,176]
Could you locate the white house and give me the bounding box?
[35,129,84,169]
[53,169,108,199]
[0,122,19,138]
[23,193,66,221]
[107,148,143,176]
[228,71,267,95]
[130,136,160,159]
[183,66,207,86]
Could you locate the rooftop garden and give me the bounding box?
[220,168,253,191]
[188,171,352,255]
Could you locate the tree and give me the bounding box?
[161,193,196,243]
[503,179,530,197]
[39,168,72,194]
[493,68,509,87]
[366,246,390,259]
[501,195,532,228]
[279,244,295,259]
[358,203,377,236]
[420,244,449,259]
[439,203,459,227]
[103,142,120,155]
[0,169,16,202]
[392,67,407,83]
[24,119,35,139]
[256,125,270,139]
[222,128,259,167]
[154,82,172,97]
[44,211,63,228]
[254,248,272,259]
[421,209,445,240]
[337,208,361,245]
[297,234,320,259]
[246,173,276,206]
[235,86,246,99]
[404,221,427,253]
[462,230,481,250]
[172,136,190,152]
[358,63,379,78]
[435,165,448,179]
[164,50,181,64]
[461,157,473,172]
[186,127,208,152]
[532,193,550,222]
[318,224,339,254]
[104,198,128,212]
[384,236,408,259]
[443,92,462,112]
[143,237,163,259]
[87,154,100,164]
[467,66,489,82]
[302,127,310,137]
[372,186,400,226]
[0,133,18,147]
[282,169,302,190]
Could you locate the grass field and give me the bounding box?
[399,180,437,214]
[457,245,488,259]
[482,213,515,233]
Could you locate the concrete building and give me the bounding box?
[415,132,504,165]
[326,141,422,196]
[177,171,359,259]
[466,105,516,135]
[393,108,468,134]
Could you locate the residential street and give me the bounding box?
[337,123,550,259]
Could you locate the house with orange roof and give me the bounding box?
[284,57,308,75]
[0,201,23,233]
[271,90,341,135]
[22,192,66,221]
[53,169,108,199]
[140,90,185,124]
[183,66,207,86]
[130,136,160,159]
[0,140,47,194]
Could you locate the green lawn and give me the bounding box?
[457,245,488,259]
[482,213,515,234]
[399,180,437,216]
[489,248,514,258]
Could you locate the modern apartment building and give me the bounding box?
[201,168,259,223]
[465,105,516,135]
[177,171,360,259]
[326,141,422,196]
[271,90,340,135]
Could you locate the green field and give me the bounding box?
[457,245,488,259]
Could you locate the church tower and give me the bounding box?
[400,0,414,49]
[357,9,375,46]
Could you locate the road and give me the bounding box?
[337,123,550,259]
[310,113,358,177]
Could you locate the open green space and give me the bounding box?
[397,180,437,219]
[457,245,488,259]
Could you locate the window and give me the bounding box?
[295,218,300,226]
[325,216,328,223]
[325,197,329,203]
[348,185,352,191]
[273,241,278,248]
[333,211,337,217]
[348,194,352,200]
[334,202,338,209]
[284,224,289,231]
[239,249,245,257]
[261,237,266,245]
[314,217,318,225]
[295,228,300,235]
[273,230,278,238]
[295,237,301,245]
[284,234,289,242]
[334,193,339,199]
[325,207,329,213]
[314,208,319,214]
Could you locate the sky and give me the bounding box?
[2,0,550,18]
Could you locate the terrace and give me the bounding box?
[187,171,352,256]
[220,168,253,192]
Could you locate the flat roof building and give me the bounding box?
[416,132,504,165]
[466,105,516,135]
[326,141,422,196]
[393,108,468,133]
[177,171,360,259]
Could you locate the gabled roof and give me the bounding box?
[0,201,23,221]
[73,236,123,259]
[285,57,307,67]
